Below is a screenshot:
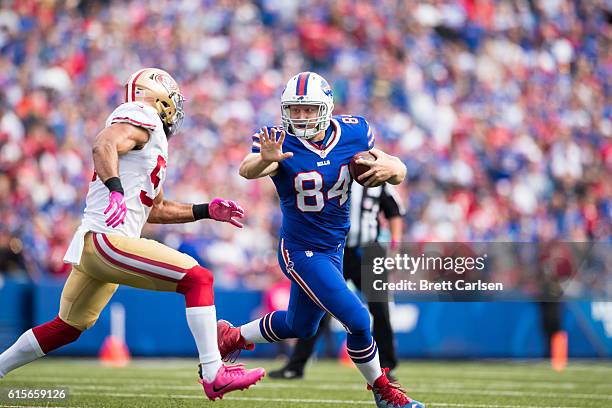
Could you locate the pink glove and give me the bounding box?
[209,197,245,228]
[104,191,127,228]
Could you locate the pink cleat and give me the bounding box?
[368,368,425,408]
[199,363,265,401]
[217,320,255,362]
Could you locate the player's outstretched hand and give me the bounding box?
[209,197,245,228]
[355,149,398,187]
[260,127,293,163]
[104,191,127,228]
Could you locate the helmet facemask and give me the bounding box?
[157,91,185,139]
[281,102,332,140]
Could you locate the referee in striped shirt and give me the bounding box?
[269,181,405,381]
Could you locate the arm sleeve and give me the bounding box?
[251,128,264,153]
[380,184,405,218]
[365,120,375,150]
[107,102,158,132]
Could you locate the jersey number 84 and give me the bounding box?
[294,164,350,212]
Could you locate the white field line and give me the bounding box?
[0,406,78,408]
[14,372,610,387]
[8,376,610,393]
[81,359,612,368]
[71,391,370,403]
[69,391,584,408]
[63,382,586,394]
[218,397,585,408]
[65,384,612,401]
[37,359,612,371]
[430,405,580,408]
[35,360,612,374]
[156,369,612,384]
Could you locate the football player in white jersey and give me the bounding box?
[0,68,265,400]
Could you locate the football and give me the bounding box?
[349,150,381,186]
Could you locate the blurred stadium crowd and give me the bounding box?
[0,0,609,288]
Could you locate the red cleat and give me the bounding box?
[217,320,254,362]
[368,368,425,408]
[199,363,265,401]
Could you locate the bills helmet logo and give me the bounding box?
[321,79,333,98]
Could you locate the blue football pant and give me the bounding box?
[257,239,377,364]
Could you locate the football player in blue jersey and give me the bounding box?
[218,72,424,408]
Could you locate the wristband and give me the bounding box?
[103,177,124,195]
[192,203,210,220]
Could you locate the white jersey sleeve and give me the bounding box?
[106,102,159,132]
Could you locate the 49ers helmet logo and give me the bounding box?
[154,73,179,93]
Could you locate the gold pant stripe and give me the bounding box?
[59,232,198,331]
[92,232,186,282]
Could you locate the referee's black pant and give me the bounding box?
[282,246,398,372]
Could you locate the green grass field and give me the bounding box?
[1,358,611,407]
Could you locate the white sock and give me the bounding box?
[0,329,45,377]
[185,306,222,382]
[240,318,268,343]
[355,350,382,386]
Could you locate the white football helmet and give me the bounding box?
[281,72,334,139]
